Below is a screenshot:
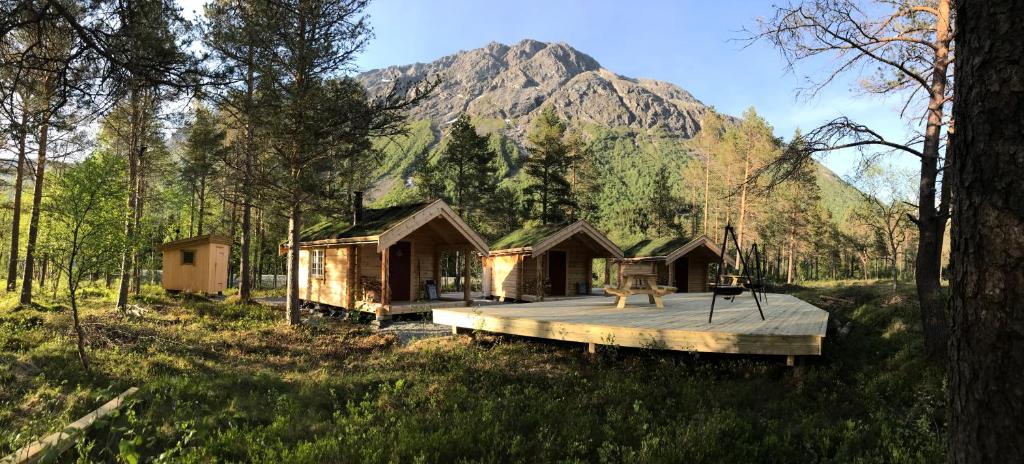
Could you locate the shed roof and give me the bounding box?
[297,200,488,254]
[160,234,232,251]
[621,236,693,258]
[300,202,431,242]
[490,220,623,258]
[490,223,566,250]
[620,235,735,266]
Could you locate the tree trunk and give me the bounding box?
[735,155,750,267]
[69,281,90,373]
[239,201,252,301]
[6,109,28,292]
[197,176,206,236]
[914,0,954,358]
[20,120,48,305]
[132,152,147,296]
[786,237,794,285]
[286,203,301,325]
[702,155,710,234]
[947,2,1024,461]
[116,144,141,310]
[39,254,47,289]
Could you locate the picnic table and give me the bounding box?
[604,273,677,309]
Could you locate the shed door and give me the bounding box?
[548,251,567,296]
[389,242,412,301]
[216,247,227,290]
[673,257,689,293]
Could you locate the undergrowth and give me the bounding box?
[0,281,945,463]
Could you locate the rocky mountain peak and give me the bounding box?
[357,39,708,137]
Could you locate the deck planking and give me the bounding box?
[433,293,829,356]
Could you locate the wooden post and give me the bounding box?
[379,247,390,321]
[604,258,611,288]
[463,248,471,306]
[617,262,624,288]
[786,355,797,367]
[585,256,592,295]
[432,248,440,287]
[346,245,356,309]
[516,254,524,300]
[535,252,545,302]
[587,342,597,354]
[667,260,674,289]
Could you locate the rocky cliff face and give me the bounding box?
[357,39,709,138]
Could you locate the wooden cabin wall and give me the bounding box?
[298,247,351,308]
[405,229,439,301]
[687,255,712,292]
[162,242,229,293]
[656,262,670,286]
[488,254,522,299]
[558,239,596,295]
[522,255,539,296]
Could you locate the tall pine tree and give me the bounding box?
[524,106,574,225]
[421,114,498,221]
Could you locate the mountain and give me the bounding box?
[359,39,708,138]
[356,39,861,238]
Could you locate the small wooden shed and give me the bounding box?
[294,198,488,315]
[483,220,623,301]
[160,234,231,294]
[618,235,734,293]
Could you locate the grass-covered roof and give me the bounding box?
[299,202,430,242]
[490,223,569,250]
[621,236,694,258]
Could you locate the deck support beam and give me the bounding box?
[786,355,797,367]
[587,342,597,354]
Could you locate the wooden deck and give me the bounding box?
[433,292,829,357]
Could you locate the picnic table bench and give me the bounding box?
[604,273,676,308]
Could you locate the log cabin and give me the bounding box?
[293,196,488,317]
[483,220,623,302]
[617,235,734,292]
[161,234,231,294]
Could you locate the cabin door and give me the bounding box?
[548,251,567,296]
[673,257,689,293]
[389,242,412,301]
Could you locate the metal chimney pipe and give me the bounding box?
[353,191,364,225]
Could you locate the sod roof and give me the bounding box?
[299,202,431,242]
[490,223,569,250]
[621,236,694,258]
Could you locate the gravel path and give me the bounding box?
[377,320,452,345]
[254,297,453,345]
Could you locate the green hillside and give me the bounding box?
[369,118,864,240]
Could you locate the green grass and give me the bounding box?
[0,281,944,462]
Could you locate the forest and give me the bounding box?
[1,0,1020,462]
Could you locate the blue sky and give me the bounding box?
[178,0,919,178]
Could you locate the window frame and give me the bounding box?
[181,250,196,265]
[311,248,325,278]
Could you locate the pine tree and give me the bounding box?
[430,114,498,218]
[524,106,574,224]
[180,104,226,236]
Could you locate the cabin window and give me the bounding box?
[311,249,325,278]
[181,250,195,265]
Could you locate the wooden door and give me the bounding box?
[389,241,412,301]
[673,257,689,293]
[548,251,567,296]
